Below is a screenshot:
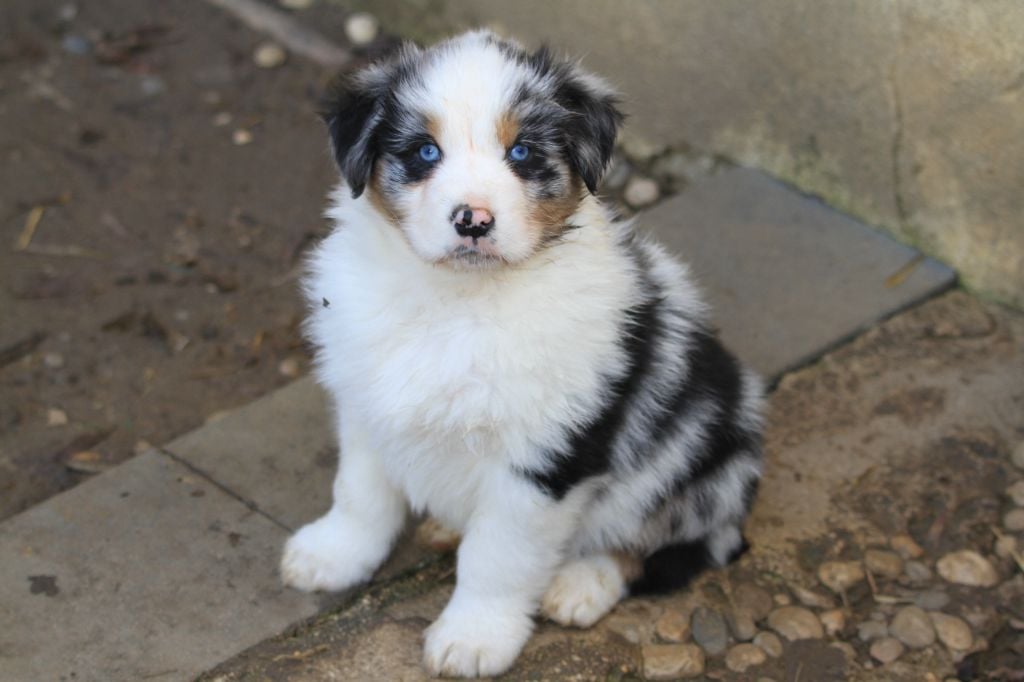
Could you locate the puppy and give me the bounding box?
[281,30,764,677]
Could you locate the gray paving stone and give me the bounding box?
[0,450,318,682]
[640,167,956,381]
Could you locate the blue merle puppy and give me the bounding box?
[280,30,764,677]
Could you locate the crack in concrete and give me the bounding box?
[157,446,292,532]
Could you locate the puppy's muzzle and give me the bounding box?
[452,204,495,240]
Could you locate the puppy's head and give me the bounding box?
[321,31,623,268]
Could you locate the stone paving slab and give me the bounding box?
[641,167,956,380]
[0,450,319,682]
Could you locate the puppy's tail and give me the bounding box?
[628,530,749,595]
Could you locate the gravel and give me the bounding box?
[344,12,380,46]
[727,607,757,642]
[935,550,1000,587]
[864,549,904,579]
[928,611,974,651]
[1007,480,1024,506]
[733,584,774,621]
[818,560,865,593]
[791,584,834,609]
[725,643,767,673]
[767,606,824,641]
[1003,508,1024,531]
[753,631,783,658]
[642,644,705,679]
[654,609,691,643]
[870,637,905,664]
[819,609,846,637]
[623,177,661,208]
[913,590,950,610]
[690,607,729,655]
[1012,441,1024,470]
[856,620,888,642]
[253,42,287,69]
[889,605,937,648]
[890,534,925,559]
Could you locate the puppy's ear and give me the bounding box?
[320,62,394,198]
[539,49,624,194]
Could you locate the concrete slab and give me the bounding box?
[0,450,319,682]
[640,167,956,380]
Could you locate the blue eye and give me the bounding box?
[419,143,441,162]
[508,143,530,162]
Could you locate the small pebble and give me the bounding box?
[604,613,648,644]
[733,584,774,621]
[690,607,729,655]
[819,609,846,637]
[213,111,233,127]
[47,408,68,427]
[830,641,857,662]
[857,620,888,642]
[43,352,65,369]
[753,631,783,657]
[278,357,301,378]
[1012,441,1024,470]
[995,534,1018,559]
[890,605,936,648]
[772,592,792,606]
[928,612,973,651]
[865,549,904,579]
[791,584,834,609]
[623,177,660,208]
[890,533,924,559]
[254,42,287,68]
[1004,509,1024,532]
[232,129,253,146]
[914,590,950,610]
[904,560,933,583]
[818,560,865,593]
[725,643,766,673]
[61,34,92,56]
[655,609,691,643]
[936,550,999,587]
[766,606,823,641]
[344,12,380,46]
[727,608,757,641]
[870,637,905,664]
[642,643,705,679]
[139,75,166,97]
[1007,480,1024,507]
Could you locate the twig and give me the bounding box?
[15,206,45,250]
[205,0,350,67]
[885,253,925,288]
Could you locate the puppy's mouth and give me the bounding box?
[439,237,506,269]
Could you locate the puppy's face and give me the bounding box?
[323,31,623,268]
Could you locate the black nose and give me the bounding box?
[452,204,495,240]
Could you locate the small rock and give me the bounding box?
[213,112,233,127]
[279,0,313,8]
[1012,441,1024,470]
[133,439,152,455]
[734,584,774,620]
[819,609,846,637]
[278,356,301,378]
[904,560,933,584]
[655,609,691,643]
[43,352,65,369]
[928,612,973,651]
[890,605,936,648]
[890,534,925,559]
[725,643,766,673]
[344,12,380,46]
[727,608,757,641]
[995,533,1018,559]
[767,606,823,641]
[46,408,68,427]
[66,450,110,474]
[690,607,728,655]
[1007,480,1024,506]
[642,644,705,679]
[865,549,904,579]
[772,592,792,606]
[61,34,92,56]
[791,584,834,609]
[870,637,905,664]
[139,75,165,97]
[1004,509,1024,532]
[829,641,857,662]
[818,560,865,593]
[753,631,783,657]
[914,590,950,610]
[604,612,649,644]
[623,177,660,208]
[857,620,888,642]
[232,129,253,146]
[254,42,287,68]
[936,550,999,587]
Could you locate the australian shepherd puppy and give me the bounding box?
[281,30,764,677]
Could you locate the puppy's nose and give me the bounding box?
[452,204,495,239]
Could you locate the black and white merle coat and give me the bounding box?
[281,30,764,677]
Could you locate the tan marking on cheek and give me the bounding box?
[528,177,584,244]
[496,111,520,150]
[612,550,643,584]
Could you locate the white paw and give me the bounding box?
[541,555,627,628]
[280,512,388,592]
[423,600,532,677]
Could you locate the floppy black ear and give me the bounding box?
[545,54,624,194]
[320,67,390,198]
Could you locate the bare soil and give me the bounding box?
[0,0,366,519]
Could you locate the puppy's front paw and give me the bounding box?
[423,602,532,677]
[280,513,385,592]
[541,555,627,628]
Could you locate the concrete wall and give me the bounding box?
[350,0,1024,309]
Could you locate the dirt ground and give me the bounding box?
[0,0,383,520]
